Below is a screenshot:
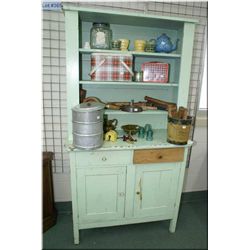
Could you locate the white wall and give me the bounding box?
[183,122,207,192]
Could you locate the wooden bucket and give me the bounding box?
[167,116,193,145]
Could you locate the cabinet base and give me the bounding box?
[78,214,173,230]
[73,215,175,244]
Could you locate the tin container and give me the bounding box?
[167,116,193,145]
[72,102,105,149]
[72,121,103,134]
[73,132,104,150]
[72,102,104,123]
[142,62,169,83]
[90,53,133,81]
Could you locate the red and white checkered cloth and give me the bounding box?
[90,53,133,81]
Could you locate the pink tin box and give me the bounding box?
[141,62,169,83]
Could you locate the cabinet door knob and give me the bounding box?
[102,156,107,161]
[136,191,140,195]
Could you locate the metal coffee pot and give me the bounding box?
[104,118,118,133]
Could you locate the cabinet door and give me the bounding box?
[77,166,126,223]
[134,164,180,218]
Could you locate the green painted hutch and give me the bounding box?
[63,3,197,244]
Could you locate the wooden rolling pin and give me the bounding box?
[109,102,130,106]
[105,103,121,110]
[82,97,121,110]
[144,96,177,110]
[140,106,158,111]
[106,101,157,111]
[133,102,157,110]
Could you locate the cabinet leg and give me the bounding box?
[73,227,79,244]
[169,218,177,233]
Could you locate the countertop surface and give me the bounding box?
[67,129,193,152]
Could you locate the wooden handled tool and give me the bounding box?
[80,89,87,103]
[168,105,189,119]
[105,103,121,110]
[106,101,157,111]
[144,96,177,111]
[109,102,130,106]
[178,106,188,119]
[168,105,177,117]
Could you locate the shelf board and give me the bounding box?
[105,109,168,115]
[79,80,178,88]
[79,48,181,58]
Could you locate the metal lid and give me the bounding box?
[72,102,105,112]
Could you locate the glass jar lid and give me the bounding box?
[92,22,110,28]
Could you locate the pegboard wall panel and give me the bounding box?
[42,1,207,173]
[42,10,69,173]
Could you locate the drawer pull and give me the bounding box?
[158,155,163,159]
[102,156,107,161]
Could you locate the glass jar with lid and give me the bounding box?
[90,23,112,50]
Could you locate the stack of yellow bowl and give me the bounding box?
[134,40,146,52]
[119,39,130,51]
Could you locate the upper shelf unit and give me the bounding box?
[63,3,198,105]
[63,4,198,140]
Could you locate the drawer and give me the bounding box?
[133,148,184,164]
[76,150,132,167]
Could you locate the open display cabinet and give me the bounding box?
[64,4,197,139]
[63,3,197,244]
